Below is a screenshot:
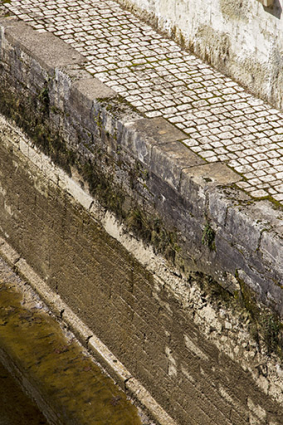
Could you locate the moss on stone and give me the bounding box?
[202,221,216,251]
[235,272,283,356]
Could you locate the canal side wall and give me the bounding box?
[1,18,283,425]
[1,18,283,316]
[2,119,283,425]
[117,0,283,111]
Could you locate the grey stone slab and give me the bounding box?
[146,172,190,236]
[208,188,238,227]
[209,238,246,287]
[183,163,241,187]
[250,200,283,231]
[180,163,241,216]
[151,141,204,190]
[260,230,283,276]
[68,78,117,124]
[225,205,265,253]
[120,117,192,169]
[1,20,85,73]
[74,78,117,101]
[131,117,187,144]
[237,269,264,298]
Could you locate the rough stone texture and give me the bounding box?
[2,1,283,203]
[0,238,170,425]
[1,20,85,73]
[1,118,283,425]
[1,18,283,423]
[116,0,283,111]
[1,19,283,315]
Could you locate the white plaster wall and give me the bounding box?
[118,0,283,110]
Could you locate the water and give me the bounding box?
[0,361,48,425]
[0,257,144,425]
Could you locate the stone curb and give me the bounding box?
[0,237,177,425]
[0,19,283,314]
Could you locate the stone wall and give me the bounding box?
[1,114,283,425]
[1,18,283,317]
[117,0,283,111]
[1,17,283,425]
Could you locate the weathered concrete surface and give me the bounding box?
[117,0,283,111]
[1,16,283,425]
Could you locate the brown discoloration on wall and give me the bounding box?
[194,26,231,69]
[0,259,143,425]
[220,0,249,22]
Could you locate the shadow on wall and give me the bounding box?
[264,0,282,19]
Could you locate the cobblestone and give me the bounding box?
[2,0,283,202]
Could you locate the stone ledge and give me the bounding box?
[0,19,85,72]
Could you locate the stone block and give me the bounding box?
[120,117,187,167]
[119,121,151,165]
[69,77,116,118]
[180,162,240,218]
[260,229,283,277]
[209,185,244,227]
[132,117,186,144]
[1,20,85,74]
[151,141,204,191]
[225,205,263,253]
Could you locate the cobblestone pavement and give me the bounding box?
[2,0,283,202]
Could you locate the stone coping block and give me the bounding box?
[151,140,205,191]
[1,17,283,319]
[73,77,117,101]
[128,117,186,143]
[0,19,85,72]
